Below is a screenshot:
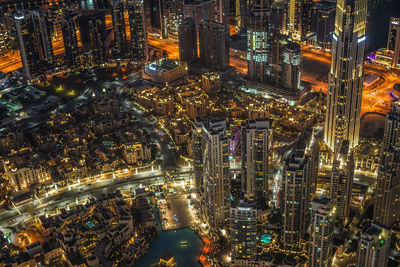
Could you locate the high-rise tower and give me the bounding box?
[247,1,270,83]
[330,141,354,223]
[78,11,107,65]
[178,17,197,63]
[288,0,313,40]
[282,42,301,91]
[281,149,312,251]
[127,0,148,63]
[62,10,80,67]
[308,197,335,267]
[374,101,400,227]
[357,222,390,267]
[231,197,257,264]
[192,119,230,228]
[281,128,319,251]
[14,9,54,80]
[324,0,367,151]
[387,17,400,69]
[111,0,128,56]
[240,119,272,207]
[198,20,229,71]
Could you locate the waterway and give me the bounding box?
[135,208,203,267]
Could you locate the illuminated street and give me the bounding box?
[0,0,399,266]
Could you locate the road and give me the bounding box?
[0,169,193,229]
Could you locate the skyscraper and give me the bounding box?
[215,0,230,25]
[247,1,270,83]
[127,0,148,63]
[192,120,230,228]
[387,17,400,69]
[78,11,107,65]
[147,0,162,35]
[308,197,335,267]
[288,0,313,40]
[178,17,197,63]
[281,42,301,91]
[192,120,204,194]
[374,101,400,226]
[14,9,54,80]
[281,149,313,250]
[329,141,354,223]
[241,119,272,207]
[183,0,214,41]
[315,1,336,50]
[198,20,229,71]
[357,222,390,267]
[324,0,367,151]
[230,197,257,264]
[111,0,128,56]
[159,0,183,39]
[61,10,80,67]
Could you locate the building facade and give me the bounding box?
[281,149,313,251]
[308,197,335,267]
[247,4,270,83]
[241,119,272,207]
[178,17,197,63]
[329,141,354,223]
[231,198,257,263]
[198,20,229,71]
[281,42,301,91]
[61,10,80,67]
[357,222,390,267]
[374,101,400,226]
[111,0,128,56]
[387,17,400,69]
[127,0,148,63]
[14,9,54,80]
[324,0,367,151]
[192,120,230,228]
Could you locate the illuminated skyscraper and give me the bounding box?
[281,128,319,251]
[329,141,354,223]
[192,119,230,228]
[374,101,400,227]
[178,17,197,63]
[240,119,272,207]
[281,42,301,91]
[308,197,335,267]
[288,0,313,40]
[231,197,257,264]
[62,10,80,67]
[192,120,204,194]
[387,17,400,69]
[111,0,128,56]
[198,20,229,70]
[357,222,390,267]
[127,0,148,63]
[281,149,313,251]
[324,0,367,151]
[14,9,54,80]
[247,1,269,83]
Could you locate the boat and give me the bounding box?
[180,240,188,246]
